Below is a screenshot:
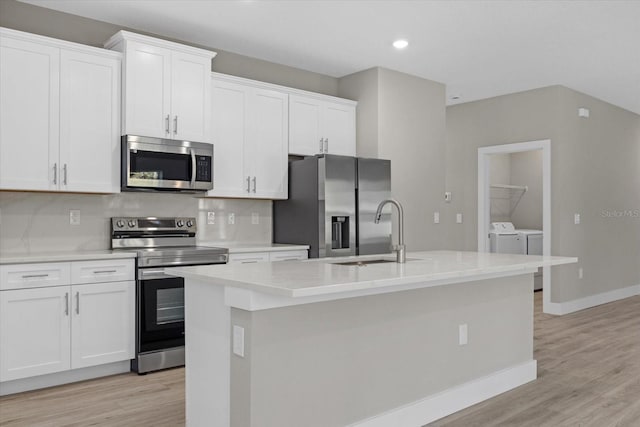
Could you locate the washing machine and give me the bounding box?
[517,229,544,290]
[518,229,543,255]
[489,222,522,254]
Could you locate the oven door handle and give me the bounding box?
[190,148,196,189]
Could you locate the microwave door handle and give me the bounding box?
[190,148,196,188]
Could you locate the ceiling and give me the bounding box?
[20,0,640,114]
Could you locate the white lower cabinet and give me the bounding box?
[0,260,135,384]
[0,287,71,382]
[71,281,134,369]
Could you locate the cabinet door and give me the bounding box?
[208,79,248,197]
[59,50,120,193]
[0,36,59,191]
[227,252,270,264]
[288,95,323,156]
[71,281,134,369]
[0,287,71,381]
[171,52,211,142]
[323,102,356,156]
[123,41,171,139]
[246,88,289,199]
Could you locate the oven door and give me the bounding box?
[138,268,185,353]
[123,136,213,192]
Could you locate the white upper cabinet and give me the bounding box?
[208,74,288,199]
[288,94,356,157]
[0,28,121,193]
[0,34,60,191]
[105,31,215,143]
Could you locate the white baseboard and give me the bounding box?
[349,360,537,427]
[0,361,130,396]
[546,284,640,316]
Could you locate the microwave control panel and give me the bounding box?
[196,156,212,182]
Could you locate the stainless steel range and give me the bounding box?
[111,216,227,374]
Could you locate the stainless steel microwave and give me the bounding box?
[122,135,213,192]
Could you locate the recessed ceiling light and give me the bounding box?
[393,39,409,50]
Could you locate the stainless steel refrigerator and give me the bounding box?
[273,154,391,258]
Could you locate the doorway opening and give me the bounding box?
[478,140,556,314]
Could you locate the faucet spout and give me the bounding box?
[374,199,406,263]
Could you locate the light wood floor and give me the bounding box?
[1,293,639,427]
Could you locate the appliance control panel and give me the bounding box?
[111,217,197,232]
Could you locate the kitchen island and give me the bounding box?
[170,250,576,427]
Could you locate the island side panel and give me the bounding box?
[184,279,230,427]
[230,274,534,427]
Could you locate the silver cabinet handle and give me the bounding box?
[190,148,196,188]
[65,292,69,316]
[246,176,251,193]
[324,138,329,153]
[76,292,80,315]
[93,270,116,274]
[53,163,57,185]
[165,115,170,134]
[21,274,49,279]
[252,176,257,193]
[240,260,259,264]
[63,164,68,186]
[174,116,178,135]
[319,138,323,153]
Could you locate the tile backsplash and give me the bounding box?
[0,191,272,254]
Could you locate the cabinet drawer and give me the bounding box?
[228,252,270,264]
[0,263,71,291]
[71,259,134,285]
[269,250,308,262]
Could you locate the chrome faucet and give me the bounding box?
[374,199,406,263]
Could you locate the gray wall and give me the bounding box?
[231,275,533,427]
[510,150,543,230]
[446,85,640,303]
[0,0,339,96]
[338,68,448,251]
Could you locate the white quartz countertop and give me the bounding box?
[170,250,577,298]
[199,242,309,253]
[0,250,137,265]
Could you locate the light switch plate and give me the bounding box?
[69,209,81,225]
[459,324,468,346]
[228,213,235,225]
[233,325,245,357]
[434,212,440,224]
[574,213,581,225]
[207,211,215,225]
[456,213,463,224]
[251,212,259,225]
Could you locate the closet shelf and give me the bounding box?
[490,184,528,192]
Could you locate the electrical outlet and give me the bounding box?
[251,212,259,225]
[574,213,581,225]
[459,324,468,346]
[207,211,215,225]
[433,212,440,224]
[578,267,583,279]
[233,325,245,357]
[69,209,81,225]
[228,213,235,225]
[456,213,463,224]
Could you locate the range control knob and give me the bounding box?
[127,220,136,228]
[177,219,185,227]
[116,220,125,228]
[186,220,194,228]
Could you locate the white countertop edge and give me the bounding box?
[174,254,577,300]
[222,268,541,311]
[198,242,310,253]
[0,251,137,265]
